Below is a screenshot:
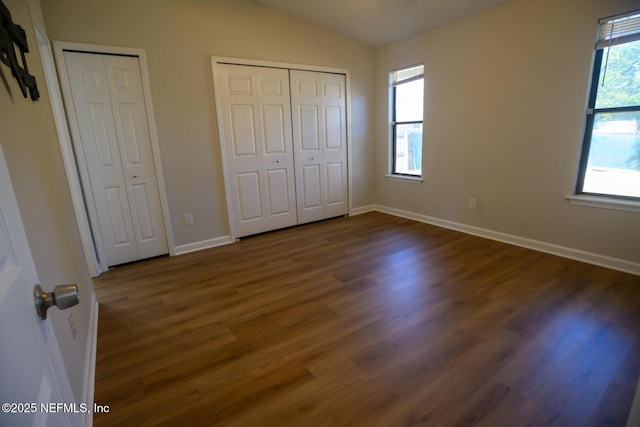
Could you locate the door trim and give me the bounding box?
[53,41,175,274]
[34,29,99,277]
[211,56,353,240]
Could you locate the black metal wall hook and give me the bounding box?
[0,0,39,101]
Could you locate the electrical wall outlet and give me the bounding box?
[469,198,478,210]
[184,213,194,226]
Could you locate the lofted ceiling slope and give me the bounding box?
[255,0,515,47]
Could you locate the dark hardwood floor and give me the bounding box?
[92,212,640,426]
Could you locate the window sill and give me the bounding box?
[566,194,640,213]
[386,174,424,183]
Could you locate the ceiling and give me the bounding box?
[255,0,514,47]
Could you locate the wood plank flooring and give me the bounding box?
[92,212,640,426]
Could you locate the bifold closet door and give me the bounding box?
[63,51,168,266]
[290,70,348,224]
[216,64,298,237]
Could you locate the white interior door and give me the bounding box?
[290,70,348,224]
[0,144,78,427]
[216,64,297,237]
[63,51,168,266]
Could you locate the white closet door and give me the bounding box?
[103,55,168,261]
[290,70,348,224]
[217,64,297,237]
[64,52,168,266]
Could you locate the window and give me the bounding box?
[391,65,424,177]
[576,10,640,199]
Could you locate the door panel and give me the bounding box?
[217,64,297,237]
[302,164,322,209]
[104,55,168,261]
[0,145,76,427]
[104,186,133,247]
[260,77,283,96]
[262,105,287,154]
[64,51,168,266]
[88,104,116,167]
[117,104,143,165]
[237,172,262,221]
[324,81,341,98]
[297,79,318,97]
[230,105,258,156]
[299,105,320,151]
[291,70,348,224]
[131,183,155,240]
[326,162,344,205]
[266,168,291,215]
[228,74,252,94]
[325,106,343,150]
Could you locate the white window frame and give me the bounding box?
[570,10,640,211]
[388,64,424,182]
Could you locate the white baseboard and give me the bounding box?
[370,204,640,276]
[350,205,378,215]
[82,293,99,427]
[173,235,234,256]
[173,209,639,275]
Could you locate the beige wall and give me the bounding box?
[4,0,636,409]
[1,0,93,402]
[374,0,640,265]
[41,0,376,247]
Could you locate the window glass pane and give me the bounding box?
[394,123,423,175]
[595,39,640,109]
[395,79,424,122]
[582,112,640,198]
